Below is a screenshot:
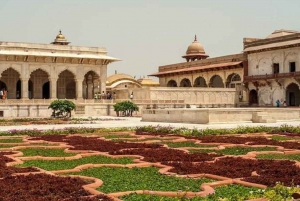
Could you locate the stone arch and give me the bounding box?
[286,83,300,106]
[0,68,21,99]
[226,73,242,88]
[167,80,177,87]
[0,65,22,78]
[83,70,100,99]
[57,70,76,99]
[209,75,224,88]
[284,80,300,89]
[179,78,191,87]
[29,69,50,99]
[82,68,100,79]
[56,67,77,80]
[249,89,258,106]
[193,76,207,87]
[29,66,51,78]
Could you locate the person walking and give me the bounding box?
[276,99,280,107]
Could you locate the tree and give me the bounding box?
[48,100,76,118]
[113,101,139,117]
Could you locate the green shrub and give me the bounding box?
[48,100,76,118]
[113,101,139,116]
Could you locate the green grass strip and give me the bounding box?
[103,134,136,139]
[0,145,15,148]
[0,138,23,143]
[165,141,216,148]
[120,184,263,201]
[68,166,214,194]
[270,135,294,141]
[16,155,133,171]
[257,154,300,161]
[189,147,277,155]
[21,148,76,157]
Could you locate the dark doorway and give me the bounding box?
[249,89,258,106]
[42,82,50,99]
[0,81,7,92]
[286,83,300,106]
[167,80,177,87]
[28,80,33,99]
[273,63,279,74]
[16,80,21,99]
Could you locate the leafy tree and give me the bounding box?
[48,100,76,118]
[113,101,139,117]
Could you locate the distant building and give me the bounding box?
[244,29,300,106]
[149,35,246,102]
[0,31,120,100]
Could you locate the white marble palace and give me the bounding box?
[0,31,120,100]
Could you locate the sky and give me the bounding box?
[0,0,300,80]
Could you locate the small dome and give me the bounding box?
[56,31,66,39]
[186,36,205,55]
[182,35,209,61]
[51,30,70,45]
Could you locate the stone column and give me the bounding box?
[100,65,107,94]
[76,79,83,100]
[21,78,29,99]
[50,78,57,99]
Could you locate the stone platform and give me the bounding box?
[141,107,300,124]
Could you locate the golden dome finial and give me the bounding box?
[194,34,197,41]
[51,30,70,45]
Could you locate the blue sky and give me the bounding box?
[0,0,300,79]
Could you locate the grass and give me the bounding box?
[16,155,133,171]
[189,146,277,155]
[102,134,136,139]
[256,154,300,161]
[120,184,263,201]
[270,135,297,141]
[164,141,216,148]
[29,143,60,146]
[68,166,214,194]
[0,145,15,148]
[0,138,23,143]
[20,148,76,157]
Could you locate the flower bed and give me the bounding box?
[0,173,114,201]
[1,126,300,200]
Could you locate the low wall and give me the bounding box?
[142,108,300,124]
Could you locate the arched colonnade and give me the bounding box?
[167,73,242,88]
[0,67,106,100]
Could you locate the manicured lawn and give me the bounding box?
[17,155,133,171]
[20,148,76,157]
[271,135,294,141]
[0,145,15,148]
[165,141,216,148]
[120,184,263,201]
[0,138,23,143]
[189,146,277,155]
[68,166,214,193]
[102,134,136,139]
[257,154,300,161]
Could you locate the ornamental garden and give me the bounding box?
[0,123,300,200]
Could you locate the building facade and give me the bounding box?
[0,31,119,100]
[244,30,300,106]
[149,36,246,104]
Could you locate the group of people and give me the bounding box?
[94,91,116,100]
[276,99,287,107]
[0,89,7,100]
